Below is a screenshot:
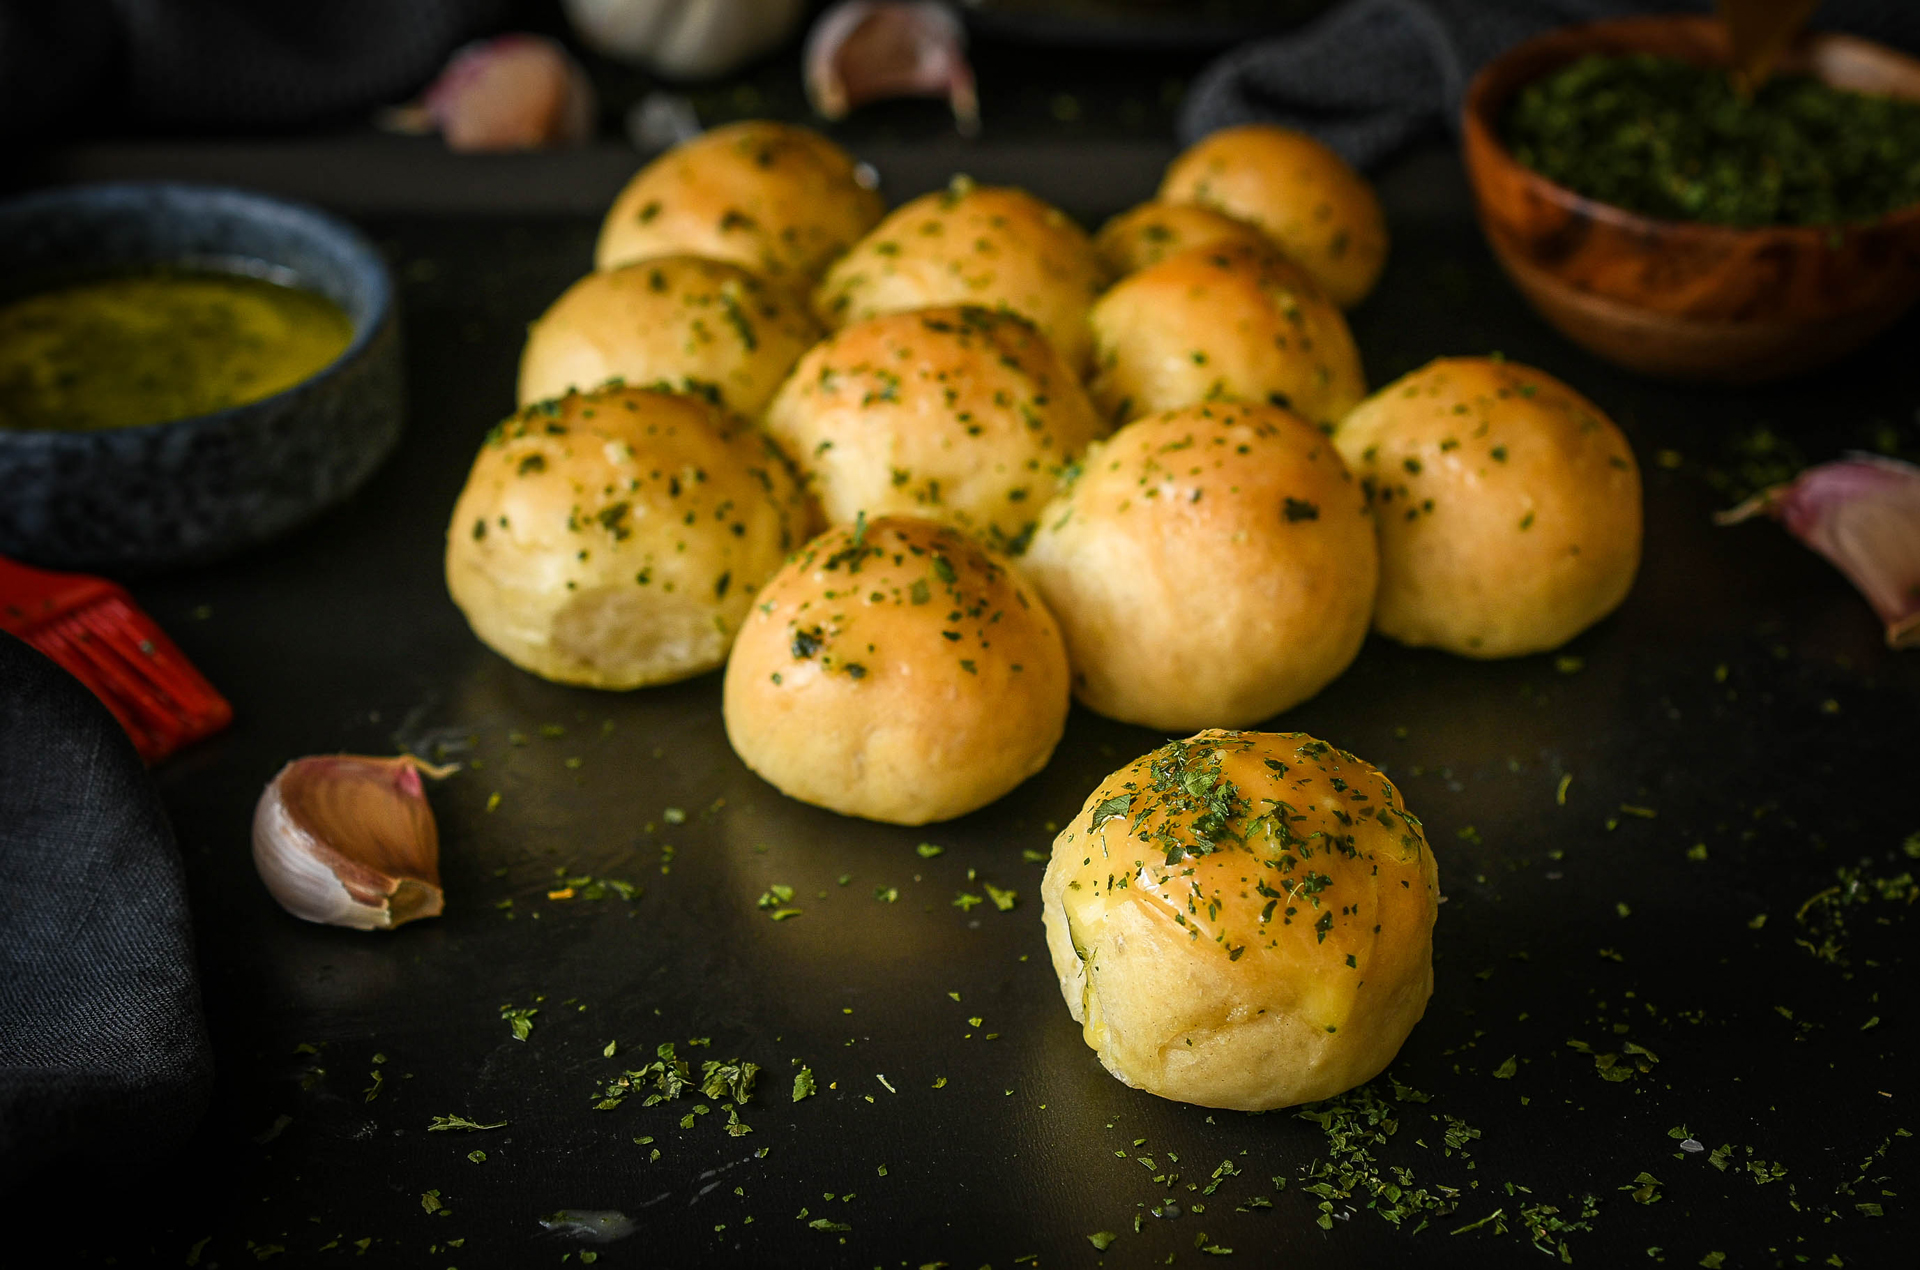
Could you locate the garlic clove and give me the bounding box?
[252,754,458,931]
[1717,454,1920,649]
[382,34,597,152]
[564,0,806,80]
[805,1,979,136]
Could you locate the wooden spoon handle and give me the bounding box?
[1718,0,1823,92]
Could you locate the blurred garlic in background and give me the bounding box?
[806,1,979,135]
[626,90,704,150]
[1718,454,1920,649]
[383,34,597,151]
[564,0,807,79]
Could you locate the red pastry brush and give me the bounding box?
[0,553,233,763]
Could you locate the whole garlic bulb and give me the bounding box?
[252,754,455,931]
[563,0,806,80]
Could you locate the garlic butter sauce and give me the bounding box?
[0,269,354,432]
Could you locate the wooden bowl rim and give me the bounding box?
[1462,13,1920,243]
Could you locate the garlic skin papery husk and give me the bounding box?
[563,0,805,79]
[252,754,458,931]
[805,1,979,136]
[1717,454,1920,649]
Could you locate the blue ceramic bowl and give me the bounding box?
[0,182,403,572]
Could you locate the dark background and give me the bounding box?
[2,3,1917,1267]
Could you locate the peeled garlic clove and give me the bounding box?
[805,1,979,136]
[384,34,597,151]
[1717,454,1920,649]
[252,754,457,930]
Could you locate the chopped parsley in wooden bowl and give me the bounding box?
[1505,52,1920,228]
[1462,15,1920,383]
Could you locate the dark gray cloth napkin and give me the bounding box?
[1179,0,1920,168]
[0,631,211,1189]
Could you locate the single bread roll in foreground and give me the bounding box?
[1332,357,1642,658]
[1088,241,1365,429]
[1092,201,1274,278]
[518,256,822,419]
[597,120,884,282]
[446,386,813,688]
[724,515,1069,824]
[813,179,1106,372]
[1022,402,1377,730]
[1160,124,1388,308]
[1042,729,1439,1111]
[763,305,1107,553]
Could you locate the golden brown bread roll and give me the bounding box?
[596,120,884,282]
[761,305,1107,553]
[1087,241,1366,430]
[813,179,1106,372]
[1021,402,1377,731]
[1092,201,1273,278]
[1332,357,1642,658]
[722,515,1069,824]
[517,256,823,419]
[1042,729,1439,1111]
[1160,124,1389,308]
[446,385,813,689]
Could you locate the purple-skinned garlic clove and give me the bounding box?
[1716,453,1920,649]
[382,34,596,151]
[805,1,979,136]
[253,754,458,930]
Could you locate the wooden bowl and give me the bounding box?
[1462,15,1920,383]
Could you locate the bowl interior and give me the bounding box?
[0,183,391,424]
[1469,16,1920,216]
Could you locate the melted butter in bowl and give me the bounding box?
[0,180,403,570]
[0,270,355,433]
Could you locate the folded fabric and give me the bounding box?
[1178,0,1920,169]
[0,631,212,1189]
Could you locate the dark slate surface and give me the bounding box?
[5,143,1913,1267]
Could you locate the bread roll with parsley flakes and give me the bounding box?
[1022,402,1377,731]
[723,515,1069,824]
[446,385,813,689]
[1087,241,1365,430]
[1332,357,1642,658]
[1092,201,1273,278]
[597,120,884,283]
[1042,729,1439,1111]
[813,179,1107,373]
[518,256,822,419]
[762,305,1107,554]
[1159,124,1388,308]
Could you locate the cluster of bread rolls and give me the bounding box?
[434,119,1644,1115]
[444,117,1641,826]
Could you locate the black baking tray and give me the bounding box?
[9,141,1914,1268]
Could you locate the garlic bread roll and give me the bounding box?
[1022,402,1377,731]
[1042,729,1439,1111]
[1333,357,1642,658]
[597,120,884,282]
[1160,124,1388,308]
[723,515,1069,824]
[762,305,1106,553]
[1088,241,1366,431]
[518,256,822,419]
[446,386,813,689]
[813,180,1106,373]
[1093,201,1273,278]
